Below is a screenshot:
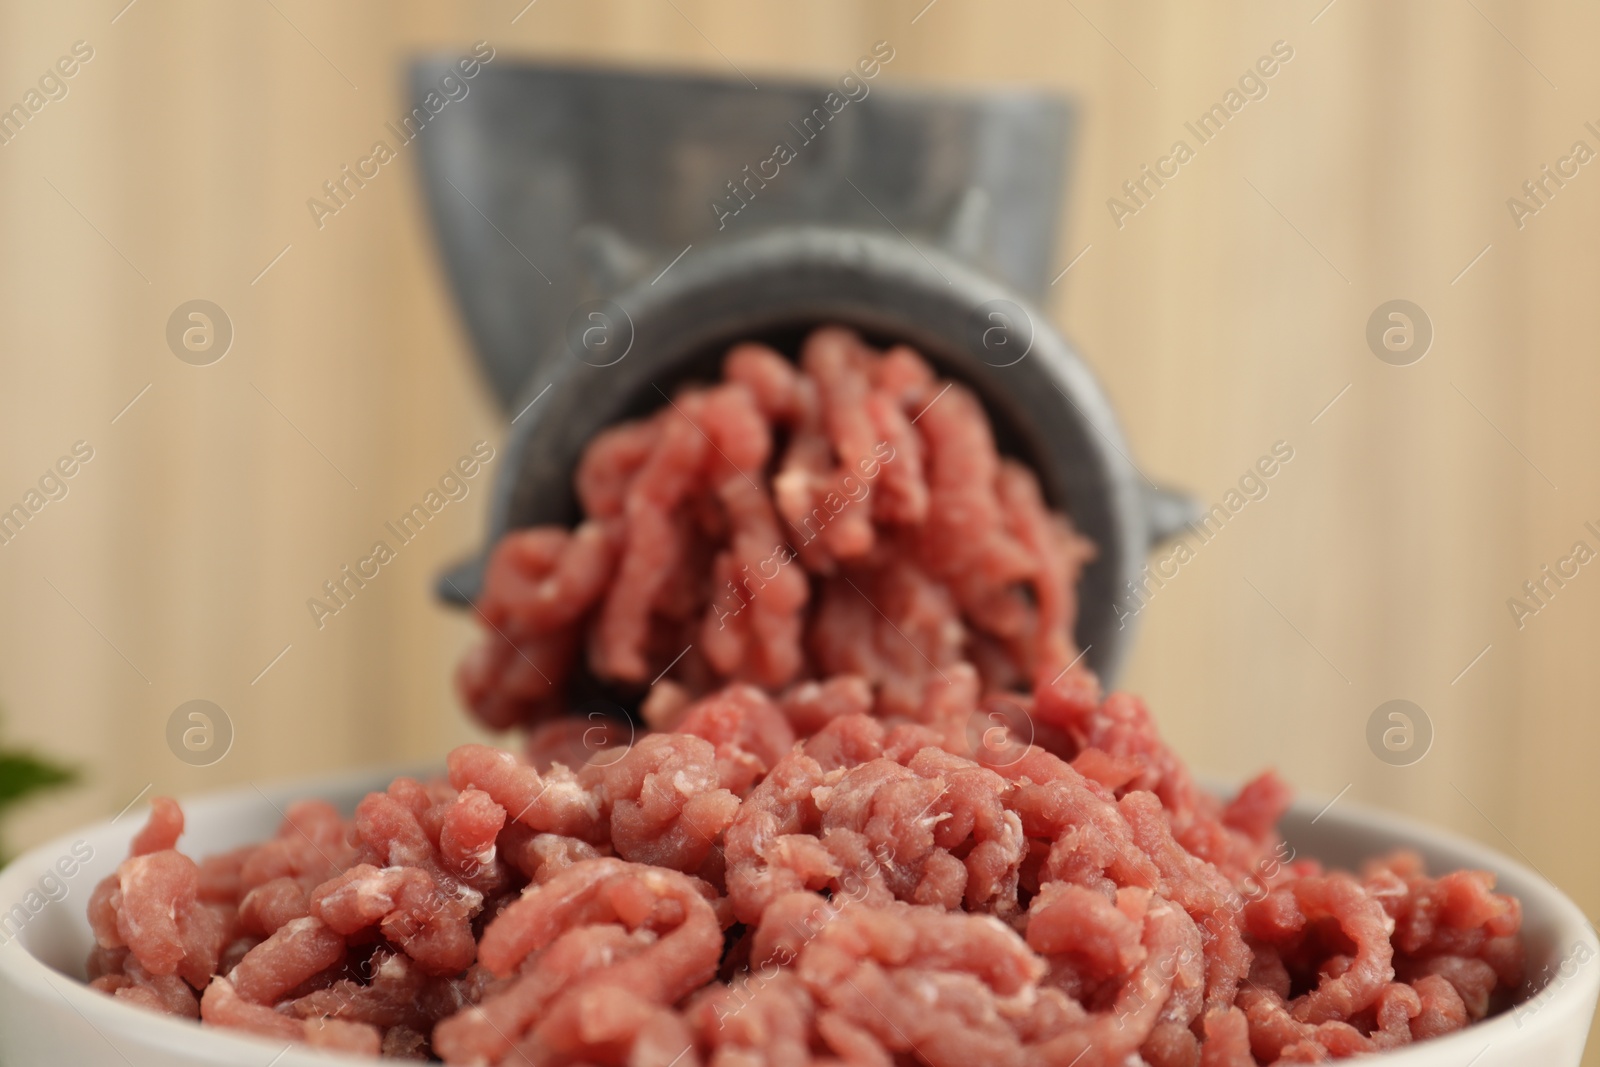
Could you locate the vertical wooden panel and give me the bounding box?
[1,1,1596,1057]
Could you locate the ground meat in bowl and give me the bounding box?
[86,327,1524,1063]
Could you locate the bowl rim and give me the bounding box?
[1,767,1594,1066]
[0,766,438,1066]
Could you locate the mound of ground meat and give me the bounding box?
[86,328,1524,1063]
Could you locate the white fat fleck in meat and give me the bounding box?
[353,869,401,914]
[996,983,1041,1012]
[377,954,410,981]
[543,777,600,819]
[773,470,808,511]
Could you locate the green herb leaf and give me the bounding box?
[0,751,76,811]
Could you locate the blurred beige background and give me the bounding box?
[1,0,1596,1053]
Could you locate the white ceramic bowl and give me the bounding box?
[1,768,1594,1066]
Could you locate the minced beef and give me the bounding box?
[86,327,1523,1064]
